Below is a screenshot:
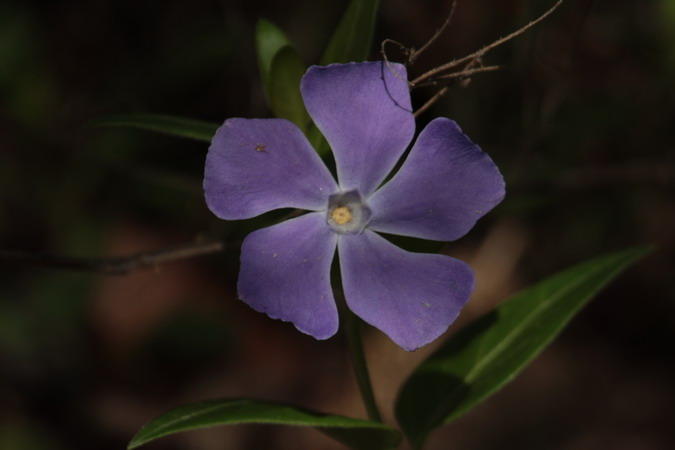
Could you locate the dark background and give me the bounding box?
[1,0,673,449]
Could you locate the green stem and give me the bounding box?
[344,307,382,423]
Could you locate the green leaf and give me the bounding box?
[255,19,309,129]
[128,398,401,450]
[91,114,218,142]
[269,46,310,129]
[396,246,650,449]
[321,0,380,65]
[306,121,331,157]
[255,19,292,96]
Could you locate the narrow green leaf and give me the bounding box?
[255,19,309,130]
[128,398,401,450]
[321,0,380,65]
[91,114,218,142]
[255,19,292,97]
[396,246,650,449]
[269,46,310,129]
[306,121,331,157]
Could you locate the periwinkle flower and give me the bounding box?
[204,62,504,351]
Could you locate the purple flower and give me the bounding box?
[204,62,504,351]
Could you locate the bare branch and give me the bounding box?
[381,38,409,65]
[381,0,457,72]
[412,65,501,117]
[380,38,411,82]
[0,240,227,275]
[414,86,449,118]
[408,0,458,65]
[411,64,502,89]
[410,0,564,87]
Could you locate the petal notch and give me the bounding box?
[338,230,475,351]
[369,118,505,241]
[238,213,338,339]
[301,62,415,196]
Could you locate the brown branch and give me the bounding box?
[409,0,563,117]
[414,86,449,118]
[381,38,408,66]
[0,240,227,275]
[380,0,457,68]
[412,64,502,89]
[412,64,502,117]
[407,0,458,65]
[410,0,564,87]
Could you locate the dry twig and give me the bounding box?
[381,0,458,67]
[410,0,563,87]
[0,240,227,275]
[382,0,564,115]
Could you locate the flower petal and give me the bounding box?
[205,118,338,220]
[238,212,338,339]
[338,230,474,351]
[368,118,505,241]
[301,62,415,196]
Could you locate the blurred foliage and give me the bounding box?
[0,0,673,449]
[255,19,310,129]
[396,246,650,448]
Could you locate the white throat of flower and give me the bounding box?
[326,190,372,234]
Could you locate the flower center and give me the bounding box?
[326,190,371,234]
[331,206,352,225]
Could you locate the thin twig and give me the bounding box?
[0,240,227,275]
[411,64,502,89]
[457,54,482,87]
[413,65,500,117]
[380,0,457,68]
[407,0,458,65]
[414,86,449,118]
[380,38,408,66]
[410,0,564,87]
[380,38,411,85]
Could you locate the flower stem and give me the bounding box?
[344,307,382,423]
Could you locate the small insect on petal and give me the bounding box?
[255,144,267,152]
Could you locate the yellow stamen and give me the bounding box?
[331,206,352,225]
